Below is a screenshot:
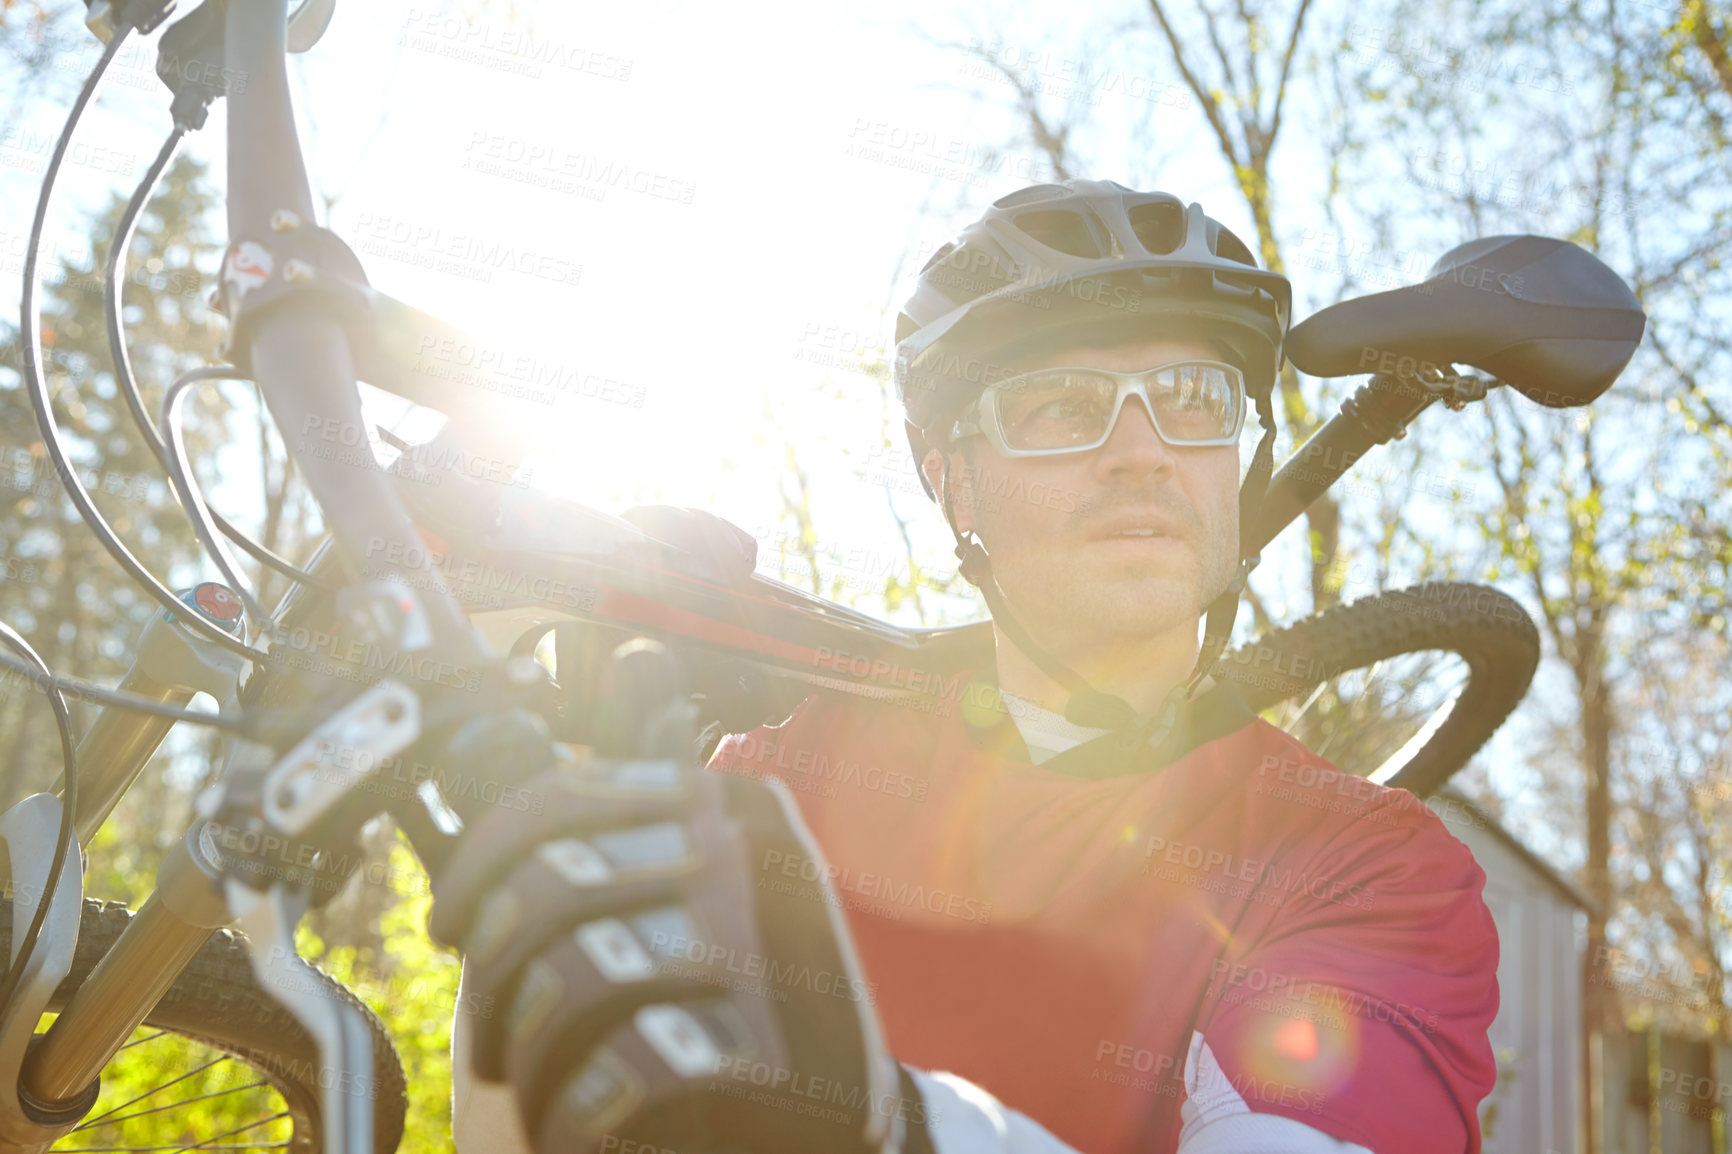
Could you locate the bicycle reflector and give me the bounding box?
[170,582,245,636]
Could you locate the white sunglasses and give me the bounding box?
[949,361,1248,457]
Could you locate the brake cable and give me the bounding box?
[17,18,270,666]
[0,649,248,729]
[104,127,331,595]
[161,366,280,626]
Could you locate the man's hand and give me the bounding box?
[620,505,759,587]
[429,739,916,1153]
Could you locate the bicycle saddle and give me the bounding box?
[1284,235,1646,407]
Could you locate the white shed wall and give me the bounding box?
[1447,814,1585,1154]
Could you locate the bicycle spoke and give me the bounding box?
[73,1081,269,1129]
[1282,676,1337,730]
[76,1055,235,1126]
[119,1029,169,1051]
[1265,647,1471,779]
[1369,687,1462,784]
[172,1110,292,1153]
[55,1136,289,1143]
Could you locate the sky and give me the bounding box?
[3,0,1281,629]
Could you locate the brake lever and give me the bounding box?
[206,678,418,1154]
[257,679,420,838]
[226,880,373,1154]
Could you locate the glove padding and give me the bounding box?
[430,751,916,1154]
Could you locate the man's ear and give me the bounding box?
[921,447,975,535]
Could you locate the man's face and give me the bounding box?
[923,336,1243,655]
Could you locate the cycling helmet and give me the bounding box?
[893,180,1292,435]
[890,180,1292,736]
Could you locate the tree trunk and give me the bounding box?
[1579,637,1614,1154]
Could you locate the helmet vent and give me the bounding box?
[1013,210,1102,259]
[1212,225,1258,268]
[1127,201,1185,255]
[992,184,1067,210]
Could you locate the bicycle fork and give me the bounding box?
[0,586,247,1151]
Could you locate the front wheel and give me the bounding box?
[1215,582,1540,796]
[1,897,407,1154]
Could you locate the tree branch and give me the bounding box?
[1685,0,1732,101]
[1146,0,1245,168]
[1267,0,1317,145]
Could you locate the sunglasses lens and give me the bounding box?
[1150,364,1241,442]
[991,364,1243,452]
[994,371,1120,451]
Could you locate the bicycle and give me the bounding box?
[0,1,1646,1150]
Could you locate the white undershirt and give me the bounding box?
[998,690,1112,765]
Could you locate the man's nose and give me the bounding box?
[1094,396,1176,475]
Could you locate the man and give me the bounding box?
[442,180,1499,1153]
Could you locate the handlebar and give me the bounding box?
[224,0,489,673]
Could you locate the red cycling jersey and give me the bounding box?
[707,677,1499,1153]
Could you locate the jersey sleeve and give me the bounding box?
[1192,795,1500,1153]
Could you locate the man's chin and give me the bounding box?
[1074,575,1202,635]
